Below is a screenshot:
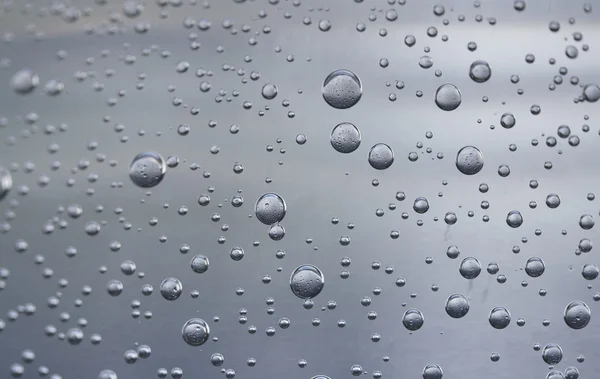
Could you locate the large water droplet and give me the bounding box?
[455,146,484,175]
[542,343,563,365]
[564,301,591,329]
[261,83,278,100]
[445,294,470,318]
[290,265,324,299]
[506,210,523,228]
[11,69,39,94]
[469,60,492,83]
[459,257,481,279]
[330,122,361,153]
[322,69,362,109]
[402,309,424,331]
[190,255,210,274]
[255,193,286,225]
[422,364,443,379]
[182,318,210,346]
[488,306,511,329]
[129,152,166,188]
[368,143,394,170]
[160,277,182,300]
[435,84,461,111]
[525,257,545,277]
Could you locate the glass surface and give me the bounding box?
[0,0,598,378]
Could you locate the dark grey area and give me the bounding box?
[0,0,599,378]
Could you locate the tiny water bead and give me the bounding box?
[489,307,511,329]
[255,193,286,225]
[368,143,394,170]
[402,309,424,331]
[542,343,563,365]
[290,265,325,299]
[435,84,461,111]
[330,122,361,153]
[182,318,210,346]
[469,60,492,83]
[129,152,166,188]
[322,69,362,109]
[445,294,470,318]
[422,364,443,379]
[455,146,484,175]
[563,301,591,329]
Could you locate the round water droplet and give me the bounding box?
[268,223,285,240]
[542,343,563,365]
[413,197,430,214]
[525,257,545,277]
[564,301,591,329]
[469,60,492,83]
[435,84,461,111]
[99,369,118,379]
[261,83,278,100]
[129,152,166,188]
[489,306,511,329]
[330,122,361,153]
[506,210,523,228]
[160,277,182,300]
[583,84,600,102]
[459,257,481,279]
[368,143,394,170]
[565,367,579,379]
[182,318,210,346]
[190,255,209,274]
[290,265,324,299]
[402,309,424,331]
[11,69,39,94]
[582,263,599,280]
[322,69,362,109]
[445,294,470,318]
[255,193,286,225]
[422,364,443,379]
[547,371,565,379]
[0,166,12,200]
[500,113,516,128]
[230,247,244,261]
[546,193,560,208]
[579,214,594,230]
[456,146,484,175]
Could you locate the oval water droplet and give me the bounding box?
[322,69,362,109]
[182,318,210,346]
[489,306,511,329]
[330,122,361,153]
[255,193,286,225]
[368,143,394,170]
[564,300,591,329]
[129,152,166,188]
[469,60,492,83]
[455,146,484,175]
[402,309,424,331]
[290,265,324,299]
[445,294,470,318]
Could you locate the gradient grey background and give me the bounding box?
[0,0,599,378]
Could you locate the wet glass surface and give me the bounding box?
[0,0,599,378]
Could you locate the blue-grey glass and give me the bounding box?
[0,1,598,379]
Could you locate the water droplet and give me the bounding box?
[322,69,362,109]
[422,364,443,379]
[402,309,424,331]
[547,371,565,379]
[160,277,182,300]
[182,318,210,346]
[290,265,324,299]
[456,146,484,175]
[506,210,523,228]
[500,113,516,128]
[0,166,12,200]
[11,69,39,94]
[255,193,286,225]
[368,143,394,170]
[583,84,600,102]
[564,300,591,329]
[579,214,595,230]
[330,122,361,153]
[459,257,481,279]
[469,60,492,83]
[261,83,278,100]
[229,247,244,261]
[542,343,563,365]
[445,294,470,318]
[435,84,461,111]
[268,223,285,240]
[129,152,166,188]
[413,197,430,214]
[525,257,545,277]
[489,307,511,329]
[190,255,209,274]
